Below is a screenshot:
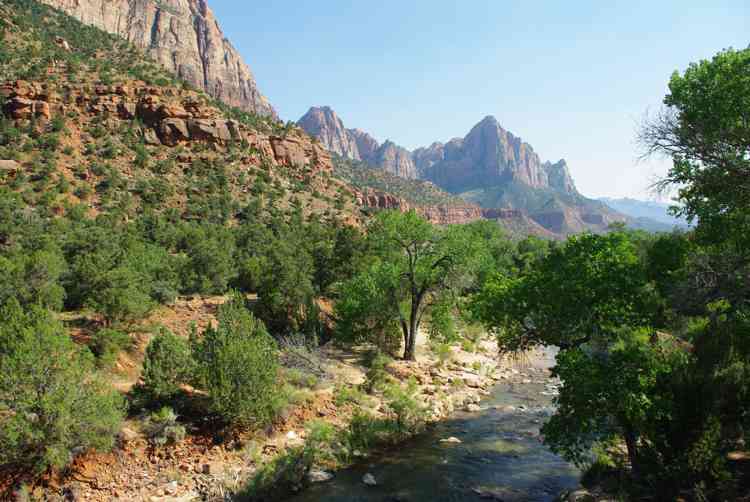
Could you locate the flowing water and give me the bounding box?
[289,349,580,502]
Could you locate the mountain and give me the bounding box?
[299,107,626,235]
[298,106,417,179]
[0,0,365,226]
[600,197,690,230]
[38,0,277,118]
[414,116,575,193]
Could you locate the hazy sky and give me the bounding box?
[211,1,748,200]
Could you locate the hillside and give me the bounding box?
[38,0,276,117]
[0,0,363,225]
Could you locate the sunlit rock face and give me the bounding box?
[40,0,277,118]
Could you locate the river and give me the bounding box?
[288,348,579,502]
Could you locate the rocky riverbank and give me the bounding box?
[37,294,518,502]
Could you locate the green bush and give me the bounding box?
[143,407,186,447]
[383,377,428,434]
[141,329,193,400]
[0,302,124,473]
[362,350,393,394]
[193,294,280,426]
[89,328,131,368]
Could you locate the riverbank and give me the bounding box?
[41,295,532,501]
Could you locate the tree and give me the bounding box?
[141,328,193,401]
[472,231,661,472]
[640,47,750,248]
[193,293,280,427]
[472,231,656,352]
[337,211,479,361]
[0,301,124,473]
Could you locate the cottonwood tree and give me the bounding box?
[472,231,661,474]
[336,210,479,361]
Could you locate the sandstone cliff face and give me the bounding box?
[39,0,276,118]
[417,116,549,193]
[355,188,484,225]
[372,141,417,179]
[298,106,418,179]
[297,106,360,159]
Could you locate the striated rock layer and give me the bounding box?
[1,79,325,174]
[39,0,276,118]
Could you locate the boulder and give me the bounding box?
[159,119,190,146]
[306,469,334,483]
[362,473,377,486]
[439,436,462,444]
[0,160,20,172]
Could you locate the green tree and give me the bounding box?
[141,328,193,400]
[640,47,750,248]
[193,293,280,427]
[0,301,124,473]
[337,211,479,361]
[473,232,655,352]
[472,231,661,473]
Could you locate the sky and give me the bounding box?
[210,1,748,200]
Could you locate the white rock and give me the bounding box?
[362,473,377,486]
[440,436,462,444]
[286,431,298,440]
[465,403,481,412]
[307,469,334,483]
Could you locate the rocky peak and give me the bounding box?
[348,128,379,162]
[298,106,417,178]
[544,159,577,194]
[373,140,417,179]
[38,0,276,118]
[297,106,361,159]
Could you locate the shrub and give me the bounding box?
[193,294,280,427]
[143,407,186,447]
[362,350,393,394]
[89,328,131,369]
[0,302,124,473]
[141,329,193,400]
[383,377,428,433]
[430,341,453,368]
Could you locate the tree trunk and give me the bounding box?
[624,426,640,478]
[404,300,420,361]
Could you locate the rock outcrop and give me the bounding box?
[298,106,417,179]
[371,141,416,179]
[297,106,360,159]
[0,79,328,175]
[356,188,484,225]
[39,0,276,118]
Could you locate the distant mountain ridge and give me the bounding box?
[599,197,690,230]
[298,106,634,235]
[298,107,416,178]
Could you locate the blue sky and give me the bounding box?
[211,1,748,199]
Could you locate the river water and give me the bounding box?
[288,349,579,502]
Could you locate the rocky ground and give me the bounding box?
[25,296,524,502]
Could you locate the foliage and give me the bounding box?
[143,407,186,447]
[141,328,193,401]
[192,293,280,427]
[0,302,124,473]
[472,231,655,352]
[336,210,481,360]
[89,328,131,368]
[641,47,750,248]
